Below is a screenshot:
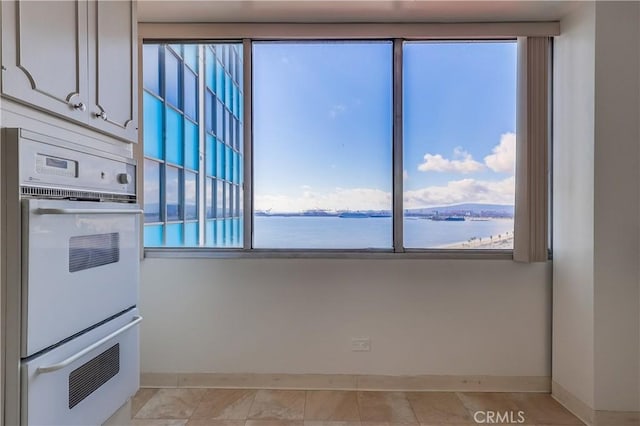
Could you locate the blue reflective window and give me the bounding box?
[144,42,243,249]
[216,61,224,103]
[205,47,215,92]
[206,177,214,218]
[165,107,184,166]
[205,91,213,133]
[225,73,232,110]
[185,222,198,246]
[144,159,161,223]
[216,140,224,178]
[216,179,224,217]
[184,44,198,72]
[143,44,160,95]
[184,119,199,171]
[184,69,197,120]
[144,225,163,247]
[216,100,224,139]
[206,220,215,246]
[206,135,215,176]
[225,145,232,181]
[166,223,183,246]
[216,219,224,246]
[143,92,163,159]
[166,166,182,221]
[185,171,197,220]
[165,50,180,108]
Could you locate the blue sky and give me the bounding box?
[252,41,517,212]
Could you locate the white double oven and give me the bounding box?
[2,129,141,425]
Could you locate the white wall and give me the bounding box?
[592,1,640,412]
[140,258,551,377]
[552,1,596,408]
[553,1,640,413]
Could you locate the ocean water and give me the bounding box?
[253,216,514,249]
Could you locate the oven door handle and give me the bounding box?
[34,208,143,215]
[36,315,143,374]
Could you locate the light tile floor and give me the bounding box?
[132,388,585,426]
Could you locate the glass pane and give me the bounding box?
[184,68,197,120]
[166,166,182,221]
[165,107,183,166]
[165,49,180,109]
[216,219,224,246]
[205,91,212,133]
[184,119,199,171]
[206,134,215,176]
[206,177,214,218]
[205,47,215,92]
[143,159,161,223]
[225,145,232,181]
[253,42,393,249]
[143,44,160,94]
[184,44,198,72]
[216,140,224,178]
[185,222,198,246]
[403,41,517,249]
[166,223,183,246]
[143,92,163,159]
[216,60,224,104]
[144,224,163,247]
[216,179,224,218]
[206,220,215,246]
[216,99,223,138]
[185,171,197,220]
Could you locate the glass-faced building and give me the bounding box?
[142,43,243,247]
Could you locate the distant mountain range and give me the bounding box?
[254,203,514,218]
[405,203,514,216]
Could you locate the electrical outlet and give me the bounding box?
[351,337,371,352]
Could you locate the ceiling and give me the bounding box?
[137,0,578,23]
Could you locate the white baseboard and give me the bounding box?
[141,372,550,392]
[552,380,640,426]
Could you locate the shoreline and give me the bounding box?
[436,231,514,250]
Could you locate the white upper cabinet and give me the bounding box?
[0,1,90,121]
[87,0,138,142]
[1,0,138,144]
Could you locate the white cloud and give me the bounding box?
[404,176,515,209]
[255,187,391,213]
[417,147,485,174]
[255,176,514,213]
[328,104,347,119]
[484,132,516,173]
[403,170,409,180]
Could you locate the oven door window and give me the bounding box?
[69,233,120,273]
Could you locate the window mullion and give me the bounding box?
[242,39,253,250]
[197,45,206,246]
[393,39,404,253]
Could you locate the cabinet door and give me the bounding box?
[0,0,89,121]
[87,0,138,143]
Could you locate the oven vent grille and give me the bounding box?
[68,344,120,409]
[69,233,120,273]
[21,186,135,202]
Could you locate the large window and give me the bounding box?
[403,42,517,249]
[143,43,243,247]
[253,42,393,249]
[141,38,531,253]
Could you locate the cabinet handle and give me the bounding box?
[95,111,108,121]
[72,102,86,112]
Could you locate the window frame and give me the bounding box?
[139,23,557,259]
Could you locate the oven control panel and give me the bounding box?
[18,134,136,197]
